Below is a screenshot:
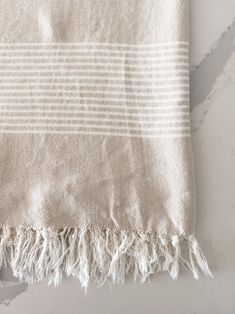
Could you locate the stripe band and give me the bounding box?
[0,42,190,138]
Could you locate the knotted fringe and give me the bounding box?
[0,227,212,290]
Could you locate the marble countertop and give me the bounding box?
[1,1,235,313]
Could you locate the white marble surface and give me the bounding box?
[1,1,235,313]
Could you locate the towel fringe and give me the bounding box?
[0,226,213,290]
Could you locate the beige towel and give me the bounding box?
[0,0,212,289]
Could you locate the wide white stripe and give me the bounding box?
[0,41,188,48]
[0,96,189,103]
[0,110,189,118]
[0,122,190,131]
[0,129,191,138]
[0,55,188,62]
[0,83,189,90]
[0,90,189,97]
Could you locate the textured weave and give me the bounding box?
[0,0,212,288]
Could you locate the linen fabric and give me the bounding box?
[0,0,212,288]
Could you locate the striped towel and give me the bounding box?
[0,0,212,289]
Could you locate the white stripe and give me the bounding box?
[0,90,189,97]
[0,122,190,131]
[0,51,188,57]
[0,69,189,75]
[0,61,189,68]
[0,110,189,118]
[0,55,188,62]
[0,96,189,103]
[0,104,189,110]
[0,116,189,124]
[0,81,189,90]
[0,76,189,83]
[0,129,191,138]
[0,48,189,55]
[0,41,188,48]
[0,83,189,90]
[0,114,190,124]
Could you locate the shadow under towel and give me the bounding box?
[0,0,212,289]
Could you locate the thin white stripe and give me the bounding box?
[0,110,189,118]
[0,61,189,68]
[0,81,190,92]
[0,48,189,55]
[0,41,188,48]
[0,51,188,57]
[0,69,189,75]
[0,104,189,110]
[0,55,188,62]
[0,116,190,124]
[0,96,189,103]
[0,83,190,90]
[0,116,190,125]
[0,129,191,138]
[0,76,189,83]
[0,122,190,131]
[0,90,189,97]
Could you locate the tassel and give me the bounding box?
[0,227,213,289]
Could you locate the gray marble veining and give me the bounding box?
[0,271,28,305]
[190,18,235,110]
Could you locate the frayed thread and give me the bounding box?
[0,227,213,290]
